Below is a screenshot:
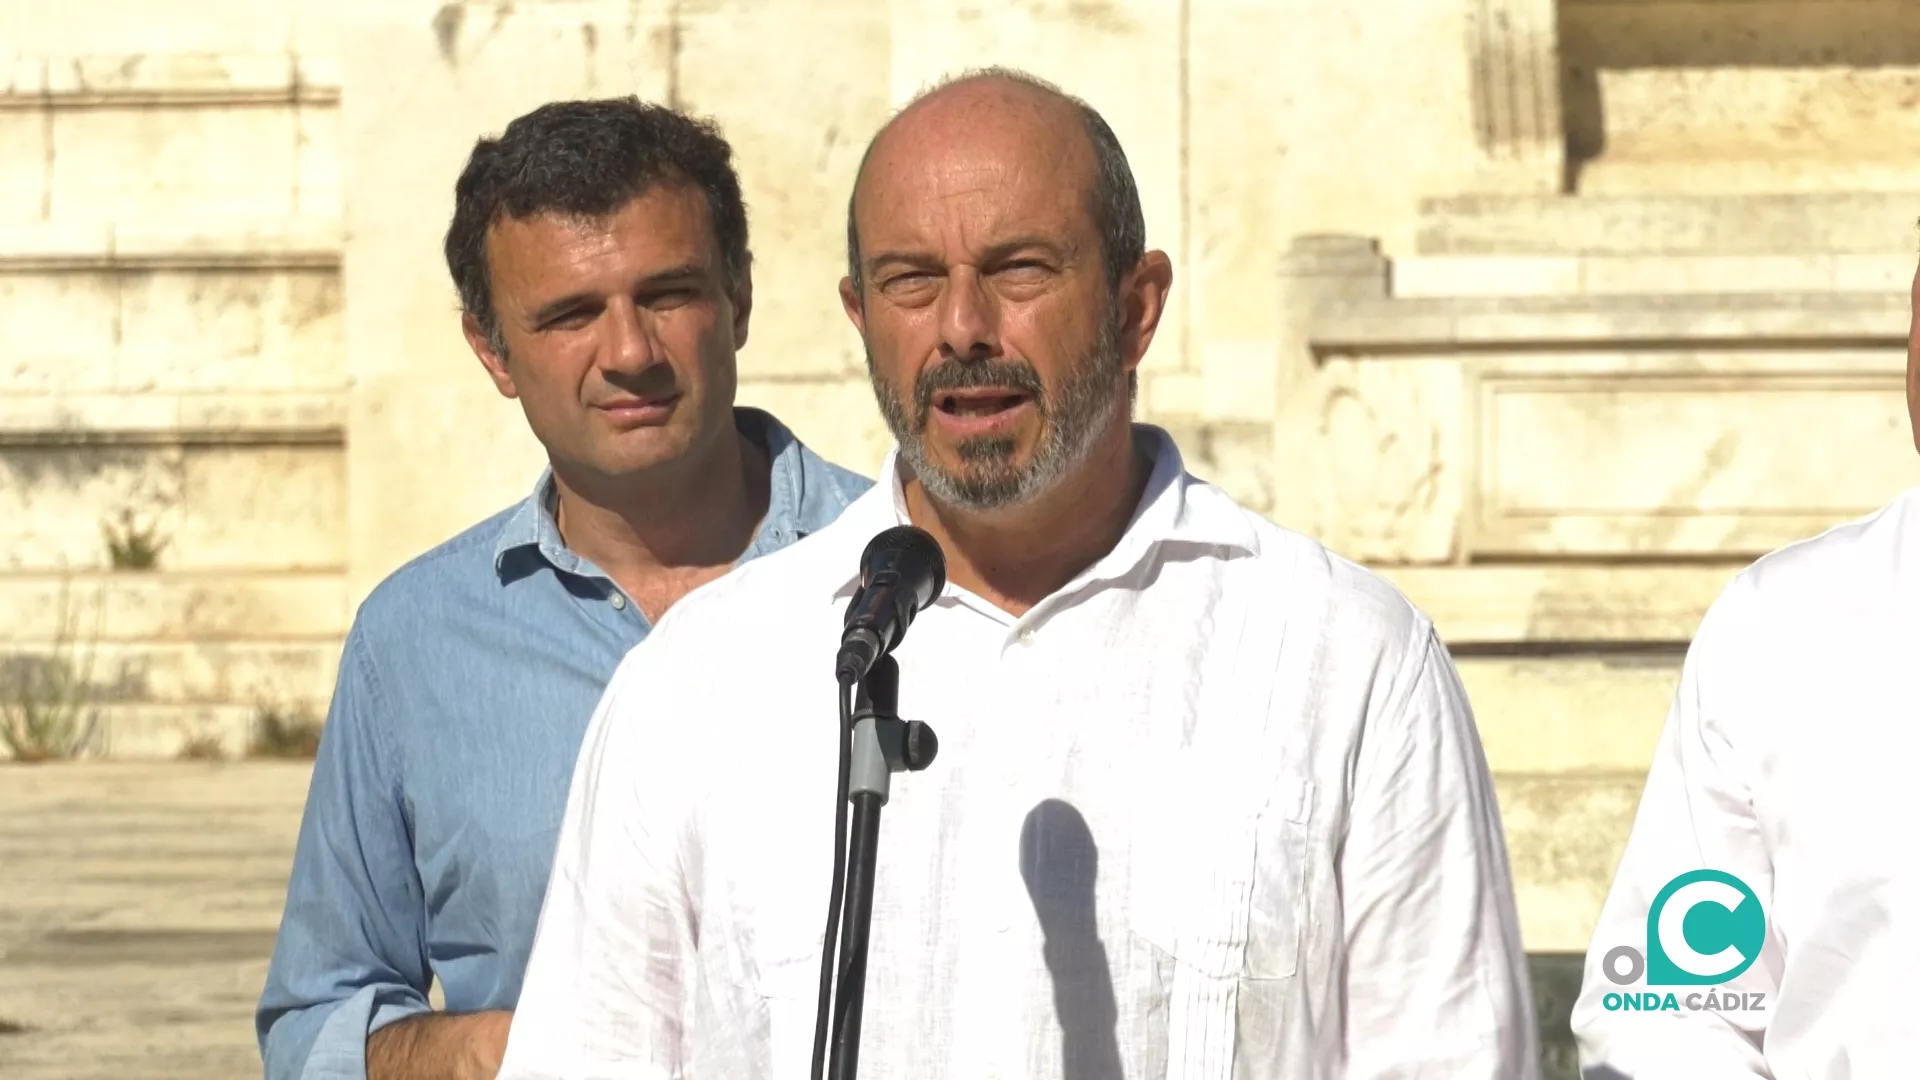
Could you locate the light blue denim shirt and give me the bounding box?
[256,408,870,1080]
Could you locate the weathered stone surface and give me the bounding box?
[1418,192,1920,256]
[1381,564,1743,644]
[1392,253,1915,299]
[1458,655,1676,775]
[50,105,305,222]
[1494,772,1646,953]
[0,574,347,644]
[737,378,894,479]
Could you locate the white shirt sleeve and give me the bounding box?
[497,638,696,1080]
[1571,582,1779,1077]
[1340,629,1541,1079]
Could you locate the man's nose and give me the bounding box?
[937,269,1000,362]
[602,299,659,375]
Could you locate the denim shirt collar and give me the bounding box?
[491,407,833,583]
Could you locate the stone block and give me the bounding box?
[1494,772,1646,953]
[49,104,300,221]
[22,639,345,708]
[1293,355,1465,563]
[1154,419,1275,516]
[677,0,891,381]
[1381,564,1743,645]
[1313,292,1910,352]
[175,445,345,571]
[736,376,892,480]
[43,52,298,97]
[1417,193,1920,256]
[0,443,344,572]
[0,573,348,645]
[1141,370,1203,418]
[91,703,261,760]
[3,2,298,55]
[1196,340,1280,424]
[1392,256,1583,298]
[1457,655,1677,775]
[0,109,49,222]
[0,445,185,572]
[0,272,121,392]
[1471,366,1920,557]
[116,269,345,392]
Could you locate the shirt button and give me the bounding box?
[610,593,627,610]
[1017,629,1034,646]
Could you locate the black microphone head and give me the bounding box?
[859,525,946,612]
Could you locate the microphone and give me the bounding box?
[835,526,946,685]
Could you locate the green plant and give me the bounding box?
[249,703,323,759]
[0,577,104,763]
[102,508,168,571]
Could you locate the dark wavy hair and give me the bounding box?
[444,97,751,355]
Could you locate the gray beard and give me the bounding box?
[869,314,1128,512]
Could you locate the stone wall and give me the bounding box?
[6,0,1920,975]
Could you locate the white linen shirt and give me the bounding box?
[499,426,1538,1080]
[1573,484,1920,1078]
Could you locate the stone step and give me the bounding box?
[1416,192,1920,256]
[1392,252,1913,300]
[0,572,347,645]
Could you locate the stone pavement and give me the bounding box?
[0,762,311,1080]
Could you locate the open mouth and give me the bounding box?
[933,388,1031,419]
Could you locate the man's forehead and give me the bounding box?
[856,123,1091,249]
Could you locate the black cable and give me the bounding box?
[810,678,856,1080]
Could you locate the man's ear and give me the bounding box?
[464,312,518,400]
[1118,250,1174,376]
[730,267,754,351]
[839,276,866,337]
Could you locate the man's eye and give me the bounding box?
[544,311,593,330]
[645,290,696,309]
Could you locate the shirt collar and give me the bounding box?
[830,423,1260,600]
[491,406,831,583]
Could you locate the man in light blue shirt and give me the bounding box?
[256,98,869,1080]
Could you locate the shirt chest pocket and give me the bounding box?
[1128,773,1314,982]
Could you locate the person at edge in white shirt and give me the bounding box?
[498,66,1540,1080]
[1569,260,1920,1076]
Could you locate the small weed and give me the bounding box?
[102,509,168,571]
[1,577,103,763]
[249,703,323,759]
[177,732,228,761]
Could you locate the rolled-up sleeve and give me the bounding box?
[256,629,433,1080]
[1340,628,1540,1078]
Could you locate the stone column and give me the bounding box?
[1465,0,1565,194]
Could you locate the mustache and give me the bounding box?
[913,358,1047,416]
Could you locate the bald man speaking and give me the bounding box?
[497,69,1538,1080]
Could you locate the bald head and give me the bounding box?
[845,68,1146,299]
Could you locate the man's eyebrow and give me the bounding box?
[864,236,1070,276]
[528,264,708,324]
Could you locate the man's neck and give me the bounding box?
[904,425,1150,618]
[551,424,772,618]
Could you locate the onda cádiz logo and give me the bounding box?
[1599,870,1768,1014]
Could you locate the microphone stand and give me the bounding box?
[826,654,937,1080]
